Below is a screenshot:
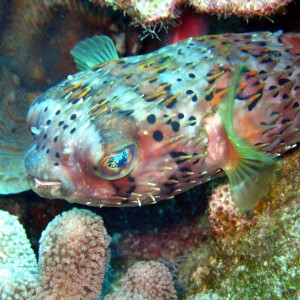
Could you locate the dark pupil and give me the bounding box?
[107,150,128,169]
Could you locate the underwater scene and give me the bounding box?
[0,0,299,299]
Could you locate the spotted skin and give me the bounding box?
[25,32,300,207]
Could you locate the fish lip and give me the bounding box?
[27,174,73,199]
[30,176,62,188]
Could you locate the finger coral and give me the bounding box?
[0,209,39,299]
[105,261,178,300]
[0,208,111,300]
[92,0,293,27]
[37,208,111,300]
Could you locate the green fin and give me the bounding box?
[217,66,279,211]
[70,35,119,71]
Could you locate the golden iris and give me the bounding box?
[97,144,138,180]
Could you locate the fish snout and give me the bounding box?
[24,145,75,199]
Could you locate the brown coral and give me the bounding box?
[208,181,258,238]
[92,0,293,27]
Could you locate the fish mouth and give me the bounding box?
[27,174,74,199]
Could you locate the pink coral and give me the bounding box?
[106,261,177,299]
[208,182,257,238]
[38,208,111,300]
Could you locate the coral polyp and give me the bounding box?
[92,0,293,27]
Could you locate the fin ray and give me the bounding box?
[70,35,119,71]
[218,66,279,211]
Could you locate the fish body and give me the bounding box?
[25,31,300,209]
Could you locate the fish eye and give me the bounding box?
[97,144,138,180]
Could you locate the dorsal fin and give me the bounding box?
[70,35,119,71]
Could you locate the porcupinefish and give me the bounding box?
[24,32,300,210]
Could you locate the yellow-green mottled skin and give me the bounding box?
[25,32,300,207]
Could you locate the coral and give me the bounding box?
[1,0,125,89]
[105,261,178,299]
[0,66,33,194]
[0,210,39,299]
[92,0,293,27]
[37,208,111,299]
[105,290,145,300]
[181,148,300,299]
[187,294,223,300]
[117,217,209,261]
[208,181,258,238]
[0,208,111,300]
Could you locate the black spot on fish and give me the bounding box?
[189,73,196,79]
[55,110,61,115]
[70,128,76,134]
[186,90,194,95]
[70,114,77,120]
[281,118,289,124]
[44,107,48,112]
[278,78,290,85]
[171,121,180,132]
[170,151,188,158]
[177,78,182,82]
[119,110,134,116]
[41,145,45,150]
[164,175,179,188]
[178,113,184,119]
[46,120,51,125]
[268,85,277,90]
[248,94,262,111]
[54,136,58,142]
[153,130,163,142]
[193,153,200,165]
[293,101,299,108]
[43,134,47,139]
[58,121,64,126]
[166,97,177,109]
[259,70,267,75]
[147,114,156,124]
[46,149,50,154]
[55,152,60,158]
[188,116,197,125]
[192,95,198,102]
[63,125,68,130]
[180,167,191,173]
[54,162,59,166]
[128,176,135,183]
[103,80,107,84]
[205,92,213,101]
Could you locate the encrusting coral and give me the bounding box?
[91,0,293,27]
[180,148,300,299]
